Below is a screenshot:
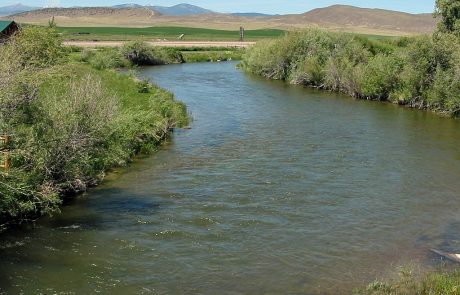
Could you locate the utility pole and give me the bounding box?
[240,26,245,42]
[0,134,11,175]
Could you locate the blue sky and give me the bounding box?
[3,0,437,14]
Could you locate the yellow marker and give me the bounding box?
[0,135,10,145]
[0,135,11,174]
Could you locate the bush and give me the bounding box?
[242,28,460,116]
[88,48,129,70]
[359,53,403,100]
[121,41,184,66]
[6,26,63,68]
[0,27,189,224]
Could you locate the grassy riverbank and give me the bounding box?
[355,269,460,294]
[0,26,188,227]
[70,45,243,69]
[242,29,460,116]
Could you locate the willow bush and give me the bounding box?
[242,29,460,116]
[0,27,188,225]
[121,41,184,66]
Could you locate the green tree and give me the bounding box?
[435,0,460,35]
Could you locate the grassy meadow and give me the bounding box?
[57,26,286,41]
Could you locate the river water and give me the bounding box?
[2,62,460,294]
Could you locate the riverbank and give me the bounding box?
[241,28,460,293]
[355,269,460,294]
[66,42,244,70]
[4,60,460,294]
[241,29,460,117]
[0,26,188,228]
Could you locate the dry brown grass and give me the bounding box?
[1,5,438,36]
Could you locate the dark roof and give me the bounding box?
[0,21,15,33]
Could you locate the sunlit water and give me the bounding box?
[2,62,460,294]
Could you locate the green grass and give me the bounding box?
[57,26,286,41]
[356,269,460,295]
[0,26,190,224]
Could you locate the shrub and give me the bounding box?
[242,28,460,116]
[359,53,403,100]
[0,27,189,224]
[88,48,129,70]
[6,26,63,68]
[121,41,184,66]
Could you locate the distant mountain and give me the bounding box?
[112,3,213,15]
[0,3,40,16]
[112,3,144,9]
[148,3,213,15]
[231,12,273,17]
[152,3,213,15]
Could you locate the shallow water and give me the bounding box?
[2,62,460,294]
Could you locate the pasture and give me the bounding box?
[58,26,286,41]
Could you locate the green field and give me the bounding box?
[58,26,286,41]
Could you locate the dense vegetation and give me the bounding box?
[242,24,460,116]
[74,44,243,70]
[76,41,184,69]
[0,27,188,226]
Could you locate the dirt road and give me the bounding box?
[64,41,256,48]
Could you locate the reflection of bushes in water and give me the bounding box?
[242,29,460,116]
[0,27,188,225]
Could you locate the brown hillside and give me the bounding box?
[279,5,437,34]
[2,5,438,35]
[8,7,160,26]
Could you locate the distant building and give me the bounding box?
[0,21,19,43]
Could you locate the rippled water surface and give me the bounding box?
[2,62,460,294]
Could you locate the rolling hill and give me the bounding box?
[284,5,437,34]
[150,3,213,15]
[0,3,39,16]
[9,7,160,26]
[1,4,438,36]
[112,3,213,15]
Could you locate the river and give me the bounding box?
[2,61,460,294]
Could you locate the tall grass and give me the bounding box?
[356,269,460,295]
[0,27,188,225]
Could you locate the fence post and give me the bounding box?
[0,134,11,174]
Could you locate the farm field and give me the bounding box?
[58,26,286,41]
[57,26,398,43]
